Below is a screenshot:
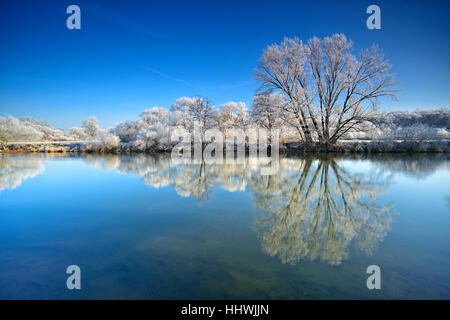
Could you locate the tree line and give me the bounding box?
[1,34,449,151]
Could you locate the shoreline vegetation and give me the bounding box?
[1,106,449,154]
[1,35,449,154]
[1,139,449,154]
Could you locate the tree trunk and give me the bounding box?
[302,125,313,143]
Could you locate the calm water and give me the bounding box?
[0,153,449,299]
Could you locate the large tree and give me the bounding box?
[255,34,397,146]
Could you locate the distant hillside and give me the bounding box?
[372,109,450,129]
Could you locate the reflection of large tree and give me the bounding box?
[251,156,393,265]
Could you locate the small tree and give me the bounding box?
[251,91,285,132]
[188,95,217,142]
[170,97,196,130]
[82,117,100,138]
[139,107,171,146]
[218,101,248,137]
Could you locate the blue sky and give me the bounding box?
[0,0,449,129]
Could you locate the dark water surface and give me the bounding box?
[0,153,449,299]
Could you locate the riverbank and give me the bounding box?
[283,140,450,153]
[1,141,84,154]
[1,140,449,154]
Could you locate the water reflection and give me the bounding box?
[251,157,393,265]
[83,154,252,201]
[371,154,450,179]
[0,154,45,192]
[1,153,448,266]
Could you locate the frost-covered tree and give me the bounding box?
[141,107,170,127]
[111,107,172,151]
[170,97,196,130]
[368,108,450,141]
[112,121,140,144]
[0,116,43,148]
[139,107,171,146]
[217,101,248,136]
[0,115,77,147]
[256,34,397,146]
[373,108,450,129]
[250,91,285,132]
[234,102,249,131]
[188,95,218,141]
[20,118,68,141]
[82,117,100,138]
[69,127,87,140]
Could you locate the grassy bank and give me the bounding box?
[1,140,449,154]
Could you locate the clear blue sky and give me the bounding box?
[0,0,449,129]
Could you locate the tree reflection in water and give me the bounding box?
[1,153,399,265]
[80,154,395,265]
[251,156,394,265]
[0,154,45,192]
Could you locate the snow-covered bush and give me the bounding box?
[69,127,87,140]
[83,131,120,153]
[111,107,172,151]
